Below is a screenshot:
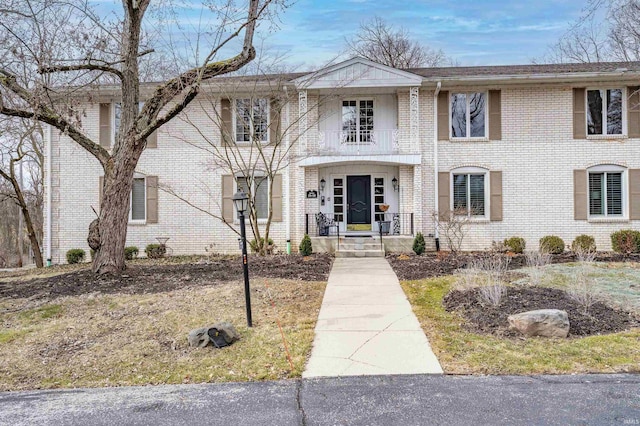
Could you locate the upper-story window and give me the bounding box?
[342,100,374,143]
[114,102,122,143]
[587,89,623,136]
[235,98,269,143]
[451,92,486,138]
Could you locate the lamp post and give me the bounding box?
[233,190,252,327]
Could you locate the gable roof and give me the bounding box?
[293,57,422,89]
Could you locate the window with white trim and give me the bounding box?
[342,99,374,143]
[452,169,487,216]
[587,89,623,135]
[114,102,146,143]
[130,177,146,222]
[237,176,269,219]
[450,92,486,138]
[114,102,122,143]
[588,165,625,217]
[235,98,269,143]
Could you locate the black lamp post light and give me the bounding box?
[233,190,252,328]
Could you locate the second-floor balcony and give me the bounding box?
[317,129,400,155]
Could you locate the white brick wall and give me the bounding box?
[437,86,640,251]
[47,81,640,262]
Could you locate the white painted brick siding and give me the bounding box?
[47,80,640,262]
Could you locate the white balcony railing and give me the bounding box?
[317,129,399,155]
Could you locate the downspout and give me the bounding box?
[284,87,291,254]
[433,81,441,251]
[45,124,52,266]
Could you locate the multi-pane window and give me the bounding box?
[237,176,268,219]
[342,100,374,143]
[130,177,146,221]
[333,178,344,222]
[235,98,269,143]
[453,173,485,216]
[589,171,623,216]
[587,89,623,135]
[374,177,385,222]
[451,92,486,138]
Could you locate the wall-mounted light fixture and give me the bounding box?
[392,176,398,192]
[320,178,326,192]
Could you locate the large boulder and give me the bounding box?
[188,327,210,348]
[508,309,570,338]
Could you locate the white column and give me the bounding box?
[410,87,420,152]
[298,90,308,152]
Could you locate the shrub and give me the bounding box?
[413,232,426,255]
[299,234,312,256]
[66,249,86,264]
[571,235,596,253]
[539,235,565,255]
[611,229,640,254]
[124,246,139,260]
[145,244,166,259]
[503,237,526,254]
[249,237,274,254]
[525,250,552,286]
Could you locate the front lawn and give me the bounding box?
[0,255,330,391]
[402,276,640,375]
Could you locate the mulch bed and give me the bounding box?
[0,254,333,301]
[443,286,640,337]
[387,252,640,281]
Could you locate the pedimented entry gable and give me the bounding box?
[293,57,423,89]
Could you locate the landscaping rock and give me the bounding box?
[188,327,210,348]
[508,309,570,338]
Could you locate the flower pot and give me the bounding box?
[380,221,391,235]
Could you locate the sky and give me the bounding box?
[91,0,592,69]
[255,0,588,68]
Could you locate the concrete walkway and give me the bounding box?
[303,257,443,377]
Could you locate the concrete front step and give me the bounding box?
[336,249,385,258]
[339,243,382,251]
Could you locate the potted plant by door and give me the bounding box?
[379,204,391,235]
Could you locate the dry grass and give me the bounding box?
[0,278,325,391]
[402,276,640,375]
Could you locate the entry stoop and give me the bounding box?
[336,236,385,258]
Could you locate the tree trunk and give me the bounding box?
[91,143,142,274]
[22,203,44,268]
[2,165,44,268]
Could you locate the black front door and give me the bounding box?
[347,175,371,224]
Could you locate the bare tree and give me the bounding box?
[0,0,282,273]
[433,208,471,253]
[538,0,640,63]
[165,58,337,255]
[346,17,447,68]
[0,116,44,267]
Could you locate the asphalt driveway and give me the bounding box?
[1,374,638,425]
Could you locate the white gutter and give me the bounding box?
[433,81,441,250]
[284,88,291,253]
[45,124,52,266]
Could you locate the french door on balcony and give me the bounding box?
[342,100,374,143]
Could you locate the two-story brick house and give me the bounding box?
[43,58,640,262]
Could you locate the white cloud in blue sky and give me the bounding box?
[263,0,585,67]
[90,0,586,68]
